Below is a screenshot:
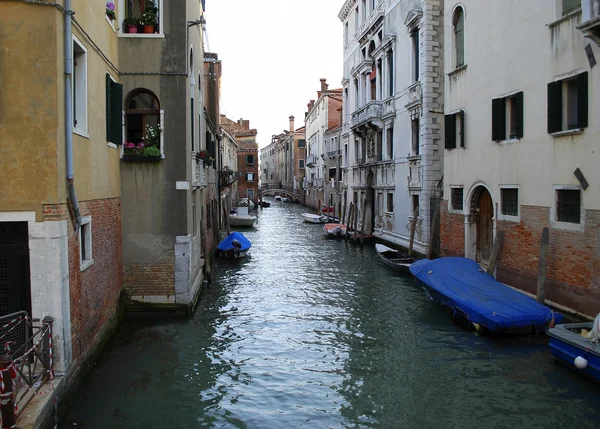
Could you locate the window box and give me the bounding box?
[121,154,162,162]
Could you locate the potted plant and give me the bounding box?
[123,16,139,33]
[106,2,116,21]
[196,149,214,166]
[141,0,158,33]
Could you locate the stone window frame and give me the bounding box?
[498,185,520,223]
[449,185,464,214]
[551,185,584,232]
[79,216,94,272]
[118,0,165,39]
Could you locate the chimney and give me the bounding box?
[289,115,295,132]
[308,99,315,111]
[320,78,327,92]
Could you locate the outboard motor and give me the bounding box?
[232,239,242,258]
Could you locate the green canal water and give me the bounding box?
[59,200,599,429]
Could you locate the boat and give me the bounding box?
[323,223,347,238]
[409,257,563,335]
[375,243,416,274]
[301,213,328,224]
[274,195,282,201]
[547,315,600,382]
[217,231,251,259]
[229,206,257,227]
[259,201,271,208]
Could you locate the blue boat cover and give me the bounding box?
[217,232,251,252]
[409,257,563,331]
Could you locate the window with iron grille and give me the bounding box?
[501,188,519,216]
[451,188,463,211]
[556,189,581,223]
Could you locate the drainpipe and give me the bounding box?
[64,0,81,232]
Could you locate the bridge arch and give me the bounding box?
[260,188,300,202]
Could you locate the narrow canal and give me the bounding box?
[60,200,599,429]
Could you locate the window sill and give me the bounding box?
[80,259,94,272]
[498,138,520,145]
[407,155,421,162]
[550,219,584,232]
[119,33,165,39]
[107,142,118,149]
[121,155,164,162]
[73,128,90,139]
[548,8,581,28]
[551,129,584,138]
[445,146,465,151]
[497,214,520,223]
[447,64,467,77]
[105,16,116,32]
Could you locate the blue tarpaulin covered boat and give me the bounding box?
[217,232,251,259]
[409,257,562,334]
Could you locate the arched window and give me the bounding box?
[125,89,161,149]
[453,7,465,68]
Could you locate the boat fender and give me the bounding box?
[574,356,588,370]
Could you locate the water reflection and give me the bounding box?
[60,199,600,429]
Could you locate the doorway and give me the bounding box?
[0,222,32,316]
[474,187,493,264]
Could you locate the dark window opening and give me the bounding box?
[246,154,255,165]
[501,188,519,217]
[451,188,464,211]
[556,190,581,224]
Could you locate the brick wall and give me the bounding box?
[496,206,600,317]
[43,198,122,362]
[122,254,175,297]
[440,200,465,256]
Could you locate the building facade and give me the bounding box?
[119,0,211,313]
[338,0,444,254]
[304,79,343,210]
[260,140,277,188]
[440,0,599,317]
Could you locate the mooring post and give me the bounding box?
[486,231,504,276]
[0,352,16,429]
[341,203,347,226]
[360,198,368,244]
[317,199,321,215]
[408,206,418,256]
[536,227,550,303]
[427,207,440,260]
[353,202,359,240]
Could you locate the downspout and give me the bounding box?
[64,0,81,232]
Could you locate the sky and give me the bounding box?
[204,0,344,148]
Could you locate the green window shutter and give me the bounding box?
[491,97,506,141]
[445,114,456,149]
[547,81,562,134]
[459,110,465,148]
[110,81,123,145]
[515,91,524,139]
[106,74,112,142]
[577,72,588,129]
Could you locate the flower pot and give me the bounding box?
[143,25,155,34]
[127,25,138,33]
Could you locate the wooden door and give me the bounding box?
[477,190,493,264]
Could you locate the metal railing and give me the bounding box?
[0,312,54,423]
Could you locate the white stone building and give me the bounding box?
[440,0,600,317]
[260,140,277,189]
[338,0,444,254]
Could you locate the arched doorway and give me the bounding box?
[470,186,494,264]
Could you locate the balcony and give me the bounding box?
[351,101,383,135]
[356,1,385,43]
[306,155,318,167]
[577,0,600,45]
[325,150,342,159]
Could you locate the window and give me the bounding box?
[387,50,394,96]
[247,189,255,199]
[192,204,197,237]
[362,0,366,22]
[73,37,88,134]
[411,117,420,155]
[411,29,420,82]
[299,159,305,169]
[355,6,359,32]
[386,126,393,159]
[548,73,588,134]
[453,7,465,68]
[329,168,336,179]
[562,0,580,15]
[501,188,519,217]
[386,192,394,212]
[105,74,123,145]
[412,194,420,215]
[246,173,254,182]
[451,188,463,211]
[354,79,359,108]
[556,189,581,223]
[246,154,255,165]
[125,89,162,154]
[344,22,349,45]
[79,216,93,271]
[492,92,523,141]
[122,0,161,34]
[445,111,465,149]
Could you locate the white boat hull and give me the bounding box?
[229,215,257,227]
[301,213,328,224]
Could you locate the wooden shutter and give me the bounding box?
[577,72,588,129]
[491,97,506,141]
[106,74,112,142]
[515,91,524,139]
[110,81,123,145]
[445,114,456,149]
[459,110,465,148]
[547,81,562,134]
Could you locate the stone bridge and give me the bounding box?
[259,188,301,202]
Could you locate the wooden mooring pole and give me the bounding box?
[427,206,440,260]
[536,227,549,303]
[486,231,504,276]
[408,206,418,256]
[360,198,368,244]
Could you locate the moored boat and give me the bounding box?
[301,213,328,224]
[409,257,563,335]
[375,243,415,274]
[217,231,251,259]
[323,223,347,238]
[547,316,600,382]
[229,206,257,227]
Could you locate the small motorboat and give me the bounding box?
[409,257,563,335]
[229,206,257,227]
[547,315,600,382]
[274,195,282,201]
[375,243,415,274]
[323,223,347,238]
[217,231,251,259]
[259,201,271,208]
[301,213,328,224]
